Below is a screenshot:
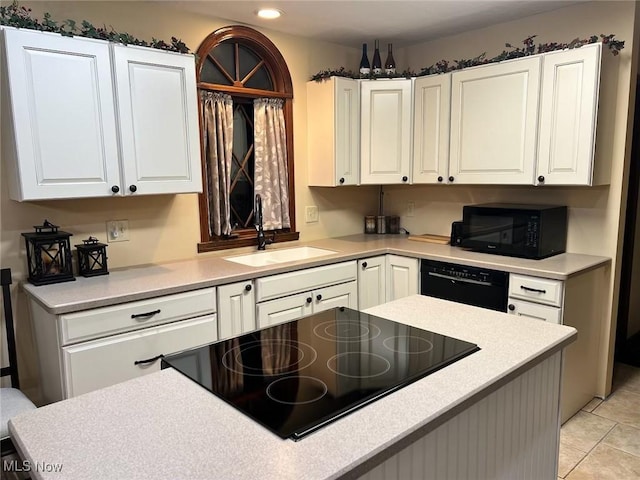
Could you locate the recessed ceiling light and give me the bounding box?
[256,8,282,20]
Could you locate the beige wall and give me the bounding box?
[0,1,378,397]
[386,1,639,395]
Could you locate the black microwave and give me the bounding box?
[459,203,568,259]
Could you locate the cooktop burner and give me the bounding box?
[162,307,479,440]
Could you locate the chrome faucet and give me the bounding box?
[255,194,272,250]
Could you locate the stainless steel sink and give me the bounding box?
[224,246,336,267]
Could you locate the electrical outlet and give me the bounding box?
[106,220,130,242]
[406,202,415,217]
[305,206,319,223]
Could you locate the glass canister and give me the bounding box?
[376,216,387,234]
[388,215,400,234]
[364,215,377,234]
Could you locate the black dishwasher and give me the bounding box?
[420,260,509,312]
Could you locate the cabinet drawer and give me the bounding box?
[256,292,312,329]
[60,288,216,345]
[508,274,563,307]
[256,261,357,302]
[62,314,217,398]
[507,299,562,324]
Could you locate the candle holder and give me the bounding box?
[21,220,75,286]
[75,236,109,277]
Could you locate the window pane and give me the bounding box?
[230,103,254,229]
[200,57,232,86]
[212,43,236,81]
[238,45,260,81]
[245,64,274,90]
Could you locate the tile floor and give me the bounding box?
[558,362,640,479]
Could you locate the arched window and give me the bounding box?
[196,26,298,252]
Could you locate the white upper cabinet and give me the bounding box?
[536,43,601,186]
[1,28,202,201]
[2,28,121,201]
[307,77,360,186]
[449,57,541,185]
[360,79,413,184]
[112,45,202,195]
[412,74,451,184]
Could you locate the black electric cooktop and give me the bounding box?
[162,307,479,440]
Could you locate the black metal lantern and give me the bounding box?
[21,220,75,286]
[75,236,109,277]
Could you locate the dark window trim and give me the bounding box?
[195,26,298,254]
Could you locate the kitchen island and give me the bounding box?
[9,295,575,480]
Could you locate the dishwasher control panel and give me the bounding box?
[420,260,509,312]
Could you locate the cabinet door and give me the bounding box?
[537,43,601,186]
[507,299,562,324]
[112,45,202,195]
[361,79,413,184]
[314,281,358,313]
[217,281,256,340]
[386,255,419,302]
[413,74,451,184]
[256,293,312,329]
[449,57,540,184]
[62,314,217,398]
[357,256,386,309]
[307,77,360,186]
[2,28,120,200]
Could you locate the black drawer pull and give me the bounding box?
[316,294,323,301]
[134,354,164,366]
[520,285,547,294]
[306,297,313,304]
[131,309,161,319]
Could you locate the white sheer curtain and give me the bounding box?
[254,98,291,230]
[201,91,233,236]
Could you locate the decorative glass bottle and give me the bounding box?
[384,43,396,74]
[359,43,370,75]
[371,40,382,75]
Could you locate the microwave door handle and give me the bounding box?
[427,271,493,286]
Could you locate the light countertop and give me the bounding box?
[9,295,576,480]
[23,234,610,314]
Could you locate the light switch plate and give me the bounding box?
[106,220,130,242]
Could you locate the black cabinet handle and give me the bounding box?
[129,185,137,193]
[362,261,368,268]
[131,309,161,320]
[437,176,443,182]
[402,176,408,182]
[538,175,545,183]
[134,354,164,366]
[339,177,345,184]
[316,294,323,301]
[508,304,516,311]
[245,284,252,291]
[448,176,454,182]
[520,285,547,294]
[111,185,120,193]
[306,297,313,304]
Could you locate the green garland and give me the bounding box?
[311,34,625,82]
[0,1,190,54]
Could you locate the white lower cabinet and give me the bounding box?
[506,268,607,424]
[507,298,562,324]
[357,256,386,310]
[217,281,256,339]
[257,281,358,329]
[29,287,217,403]
[62,314,217,397]
[358,255,419,309]
[386,255,419,302]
